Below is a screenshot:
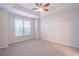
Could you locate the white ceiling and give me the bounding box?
[0,3,79,18]
[18,3,37,10]
[0,3,39,18]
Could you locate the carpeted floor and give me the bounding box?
[0,39,79,56]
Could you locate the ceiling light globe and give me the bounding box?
[38,8,44,12]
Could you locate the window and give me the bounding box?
[15,19,31,36]
[24,21,31,35]
[15,19,23,36]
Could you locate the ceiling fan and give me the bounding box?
[32,3,50,12]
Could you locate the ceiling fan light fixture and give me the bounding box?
[38,8,44,12]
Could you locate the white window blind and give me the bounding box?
[24,20,31,35]
[15,19,31,36]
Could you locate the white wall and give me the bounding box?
[0,8,9,49]
[35,18,40,40]
[40,4,79,48]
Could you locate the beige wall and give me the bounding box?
[0,8,9,49]
[40,4,79,48]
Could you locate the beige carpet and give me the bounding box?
[0,39,79,56]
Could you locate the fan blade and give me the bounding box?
[40,3,42,6]
[35,3,39,7]
[32,8,38,10]
[44,9,49,11]
[43,3,49,7]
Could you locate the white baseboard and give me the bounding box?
[9,38,32,44]
[41,39,79,49]
[0,45,8,49]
